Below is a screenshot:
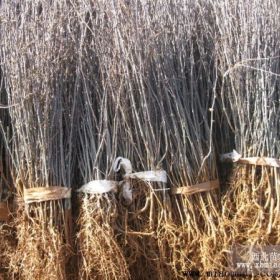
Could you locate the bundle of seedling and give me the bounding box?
[0,1,79,279]
[212,0,280,273]
[70,1,176,278]
[0,74,14,279]
[88,1,221,278]
[0,0,279,279]
[72,3,130,278]
[149,2,221,276]
[76,93,129,280]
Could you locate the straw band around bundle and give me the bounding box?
[172,179,220,195]
[0,202,9,221]
[220,150,280,168]
[76,180,118,194]
[23,187,71,204]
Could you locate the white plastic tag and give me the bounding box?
[77,180,118,194]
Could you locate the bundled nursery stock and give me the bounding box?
[0,0,279,279]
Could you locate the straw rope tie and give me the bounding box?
[220,150,280,168]
[113,157,168,203]
[23,186,71,204]
[171,179,220,195]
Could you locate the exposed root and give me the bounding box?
[118,180,175,280]
[10,200,72,280]
[77,193,130,280]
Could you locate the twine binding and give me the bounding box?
[23,186,71,204]
[220,150,280,168]
[172,179,220,195]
